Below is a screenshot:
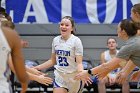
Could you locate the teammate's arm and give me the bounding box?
[116,60,136,83]
[4,27,28,92]
[34,59,55,70]
[75,57,122,81]
[11,31,28,82]
[76,55,83,72]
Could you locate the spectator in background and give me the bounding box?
[98,37,129,93]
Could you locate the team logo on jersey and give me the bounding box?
[55,50,70,56]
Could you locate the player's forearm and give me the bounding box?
[77,64,84,72]
[76,55,83,72]
[35,60,54,70]
[13,61,29,84]
[17,70,29,84]
[20,82,28,93]
[91,57,120,75]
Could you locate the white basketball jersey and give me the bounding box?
[52,34,83,73]
[104,50,120,73]
[0,25,11,91]
[104,50,119,62]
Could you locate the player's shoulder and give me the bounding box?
[71,34,81,41]
[2,27,18,37]
[2,27,19,47]
[53,35,61,41]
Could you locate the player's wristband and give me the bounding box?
[88,69,93,76]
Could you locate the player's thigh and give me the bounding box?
[68,80,84,93]
[53,87,68,93]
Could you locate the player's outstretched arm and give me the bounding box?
[34,59,55,70]
[75,57,122,81]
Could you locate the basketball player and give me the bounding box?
[0,15,28,92]
[34,16,85,93]
[74,19,140,85]
[0,10,53,86]
[113,3,140,84]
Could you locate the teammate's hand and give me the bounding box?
[36,74,53,86]
[74,70,93,86]
[75,70,89,80]
[27,67,44,75]
[108,75,116,85]
[115,71,128,84]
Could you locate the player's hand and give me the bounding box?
[74,70,92,86]
[27,67,44,75]
[116,71,128,84]
[36,74,53,86]
[108,75,116,85]
[83,77,93,86]
[75,70,89,80]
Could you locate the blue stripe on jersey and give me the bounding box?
[4,65,9,77]
[4,57,10,79]
[53,80,60,88]
[53,80,69,91]
[77,80,83,93]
